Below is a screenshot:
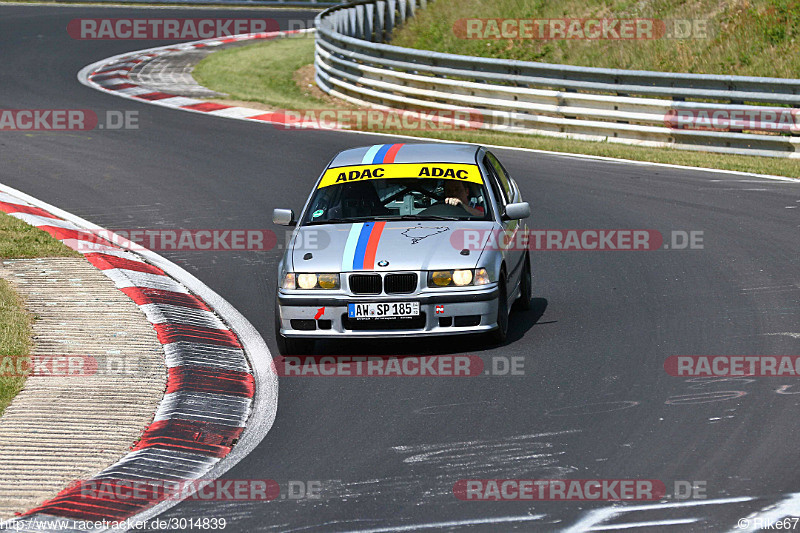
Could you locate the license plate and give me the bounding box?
[348,302,420,319]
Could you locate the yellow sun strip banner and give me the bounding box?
[318,164,484,189]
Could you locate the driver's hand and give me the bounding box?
[445,197,462,206]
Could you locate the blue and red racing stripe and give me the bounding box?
[361,143,404,165]
[342,222,387,271]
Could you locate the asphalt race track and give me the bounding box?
[1,5,799,531]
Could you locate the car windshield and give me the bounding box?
[302,177,491,225]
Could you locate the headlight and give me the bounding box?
[297,273,318,289]
[282,272,340,290]
[430,271,452,287]
[452,269,473,286]
[428,269,491,288]
[318,273,338,289]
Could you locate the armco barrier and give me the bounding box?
[314,0,800,158]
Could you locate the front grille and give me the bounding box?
[349,274,382,294]
[384,273,417,294]
[342,313,426,330]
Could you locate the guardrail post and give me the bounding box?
[336,10,345,34]
[387,0,397,38]
[398,0,407,25]
[408,0,416,18]
[331,10,341,33]
[365,3,375,42]
[355,4,366,39]
[375,0,387,42]
[348,7,358,37]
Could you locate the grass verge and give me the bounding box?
[0,211,79,415]
[0,212,81,259]
[194,36,330,111]
[390,0,800,78]
[0,280,30,416]
[194,37,799,178]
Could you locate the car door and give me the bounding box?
[483,151,525,299]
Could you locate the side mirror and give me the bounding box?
[503,202,530,220]
[273,208,296,226]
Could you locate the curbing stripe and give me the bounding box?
[9,213,83,229]
[152,323,242,347]
[102,268,190,293]
[152,392,251,426]
[163,342,248,372]
[133,92,178,101]
[85,253,162,275]
[132,419,244,458]
[138,303,227,329]
[120,287,211,311]
[0,202,59,219]
[165,366,255,397]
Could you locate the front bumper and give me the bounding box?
[276,284,499,339]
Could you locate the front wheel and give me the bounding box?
[513,253,532,312]
[486,275,508,345]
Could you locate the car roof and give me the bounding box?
[328,143,481,168]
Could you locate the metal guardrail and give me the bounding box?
[314,0,800,158]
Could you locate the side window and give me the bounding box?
[482,157,504,205]
[485,152,513,203]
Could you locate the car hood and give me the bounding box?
[290,221,498,272]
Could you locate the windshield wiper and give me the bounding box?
[375,215,462,221]
[305,216,372,225]
[306,214,464,225]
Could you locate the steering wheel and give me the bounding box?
[417,202,471,217]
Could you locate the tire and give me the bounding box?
[512,253,532,312]
[487,274,509,345]
[274,300,315,356]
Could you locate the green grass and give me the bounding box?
[0,212,78,414]
[194,36,330,111]
[391,0,800,78]
[0,211,80,259]
[194,37,799,177]
[0,280,30,416]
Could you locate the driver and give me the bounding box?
[444,180,484,216]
